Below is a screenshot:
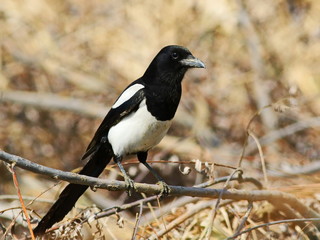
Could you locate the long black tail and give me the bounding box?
[33,145,113,236]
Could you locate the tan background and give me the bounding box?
[1,0,320,239]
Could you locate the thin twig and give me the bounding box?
[247,116,320,155]
[195,176,263,190]
[1,210,23,240]
[232,201,253,238]
[140,196,199,226]
[248,130,268,186]
[0,195,54,203]
[237,105,271,168]
[204,168,243,239]
[226,218,320,240]
[9,165,35,240]
[149,200,234,240]
[93,195,158,221]
[269,161,320,177]
[0,206,35,215]
[271,201,319,239]
[132,201,143,240]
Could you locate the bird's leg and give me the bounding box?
[143,162,171,196]
[114,156,135,196]
[137,152,171,196]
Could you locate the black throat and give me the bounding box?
[143,68,187,121]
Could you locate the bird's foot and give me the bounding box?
[157,181,171,197]
[124,175,136,196]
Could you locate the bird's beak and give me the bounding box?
[180,55,206,68]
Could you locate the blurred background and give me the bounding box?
[1,0,320,239]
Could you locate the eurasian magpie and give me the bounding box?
[33,45,205,235]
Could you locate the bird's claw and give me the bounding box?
[124,176,135,196]
[157,181,170,197]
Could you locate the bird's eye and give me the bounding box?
[171,52,179,59]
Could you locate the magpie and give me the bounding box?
[33,45,205,235]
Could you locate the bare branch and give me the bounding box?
[1,149,319,231]
[0,195,53,203]
[270,161,320,177]
[0,90,107,118]
[227,218,320,240]
[247,116,320,155]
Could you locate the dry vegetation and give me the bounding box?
[1,0,320,239]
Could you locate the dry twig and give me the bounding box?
[227,218,320,240]
[7,165,35,240]
[149,200,234,240]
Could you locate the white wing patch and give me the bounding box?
[112,84,144,109]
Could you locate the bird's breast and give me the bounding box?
[108,99,172,157]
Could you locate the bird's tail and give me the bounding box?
[33,145,113,236]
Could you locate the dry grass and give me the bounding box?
[1,0,320,239]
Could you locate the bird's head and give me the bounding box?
[143,45,205,83]
[158,45,205,69]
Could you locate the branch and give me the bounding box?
[149,199,233,240]
[0,90,201,158]
[227,218,320,240]
[0,90,107,118]
[0,150,319,229]
[270,161,320,177]
[272,202,318,239]
[246,116,320,155]
[8,166,35,240]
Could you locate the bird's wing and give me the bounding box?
[81,86,145,160]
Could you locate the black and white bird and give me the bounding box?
[33,45,205,235]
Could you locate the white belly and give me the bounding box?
[108,100,172,156]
